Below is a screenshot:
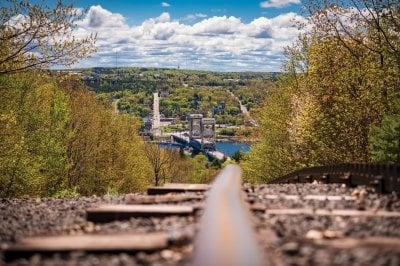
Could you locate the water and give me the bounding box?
[159,141,251,157]
[216,142,250,157]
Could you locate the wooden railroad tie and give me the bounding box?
[303,236,400,253]
[126,193,204,204]
[147,183,209,195]
[254,208,400,217]
[247,194,356,201]
[86,204,194,222]
[5,233,168,260]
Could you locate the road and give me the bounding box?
[227,90,258,126]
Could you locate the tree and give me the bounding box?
[302,0,400,116]
[245,0,400,182]
[0,0,96,74]
[0,73,152,197]
[0,73,71,197]
[188,153,217,183]
[369,115,400,163]
[61,78,151,195]
[304,0,400,68]
[231,150,244,163]
[144,144,176,186]
[299,0,400,164]
[243,78,296,183]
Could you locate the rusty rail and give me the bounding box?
[193,164,264,266]
[270,163,400,193]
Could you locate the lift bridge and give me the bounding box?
[171,114,225,160]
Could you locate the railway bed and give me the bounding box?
[248,183,400,266]
[1,165,400,265]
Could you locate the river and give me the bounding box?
[215,142,250,157]
[158,141,251,157]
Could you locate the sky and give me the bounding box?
[66,0,306,72]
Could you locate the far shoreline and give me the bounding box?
[216,136,259,144]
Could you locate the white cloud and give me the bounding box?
[77,5,126,28]
[183,13,208,21]
[5,14,29,29]
[152,12,171,23]
[260,0,301,8]
[190,16,243,35]
[161,2,170,7]
[73,7,305,72]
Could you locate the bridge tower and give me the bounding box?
[188,114,203,140]
[201,118,216,151]
[188,114,216,152]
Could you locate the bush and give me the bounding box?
[369,115,400,164]
[53,187,79,198]
[218,128,236,136]
[231,151,245,163]
[106,186,119,197]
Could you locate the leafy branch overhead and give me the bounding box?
[0,0,96,74]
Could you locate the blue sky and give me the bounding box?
[73,0,303,24]
[65,0,305,71]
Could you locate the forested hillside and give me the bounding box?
[244,0,400,183]
[0,73,225,197]
[0,73,152,197]
[0,1,221,198]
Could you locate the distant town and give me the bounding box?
[60,67,278,142]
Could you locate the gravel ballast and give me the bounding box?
[1,183,400,265]
[0,195,198,266]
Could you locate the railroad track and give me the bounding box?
[1,164,400,265]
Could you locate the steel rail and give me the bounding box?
[270,163,400,194]
[193,164,264,266]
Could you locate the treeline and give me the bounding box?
[0,0,221,198]
[0,73,151,197]
[0,73,220,197]
[80,67,278,93]
[244,0,400,182]
[86,78,179,93]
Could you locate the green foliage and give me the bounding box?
[0,73,151,198]
[143,144,177,186]
[143,146,221,185]
[81,67,276,94]
[62,79,151,195]
[0,73,71,197]
[231,150,245,163]
[218,128,236,136]
[369,115,400,164]
[106,186,119,197]
[53,186,79,198]
[243,79,296,183]
[189,154,215,183]
[246,0,400,182]
[99,85,246,125]
[236,127,253,138]
[79,67,274,126]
